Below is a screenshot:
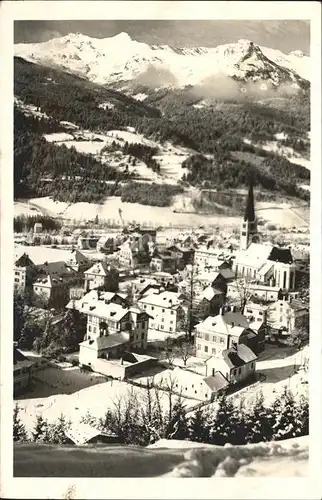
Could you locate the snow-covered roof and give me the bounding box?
[65,423,117,446]
[14,244,73,266]
[235,243,274,269]
[200,286,223,301]
[138,291,182,309]
[84,261,117,276]
[204,372,229,392]
[78,301,129,321]
[222,344,257,369]
[196,311,250,337]
[80,332,130,350]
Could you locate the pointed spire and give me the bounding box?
[244,173,255,222]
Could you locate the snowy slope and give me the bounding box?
[14,435,308,477]
[14,33,310,90]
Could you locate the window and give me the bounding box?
[251,362,254,369]
[205,394,208,398]
[246,309,252,314]
[93,326,96,333]
[232,369,237,375]
[212,335,216,342]
[169,327,173,332]
[143,304,147,309]
[15,271,19,276]
[162,309,165,313]
[197,344,201,350]
[204,346,208,353]
[205,334,209,341]
[141,333,145,340]
[259,311,263,316]
[212,348,216,354]
[14,278,19,283]
[170,320,173,324]
[238,368,241,374]
[171,311,174,315]
[161,325,164,330]
[220,337,225,344]
[151,306,154,310]
[161,318,164,322]
[88,325,92,332]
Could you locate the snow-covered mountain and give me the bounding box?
[15,32,310,92]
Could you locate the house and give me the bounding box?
[267,296,309,334]
[66,289,128,312]
[138,291,186,338]
[155,366,228,402]
[33,222,42,234]
[84,261,119,292]
[65,249,91,274]
[32,261,79,308]
[150,251,176,274]
[118,240,138,268]
[205,344,257,385]
[33,274,70,309]
[166,245,195,269]
[233,179,297,291]
[14,253,37,292]
[13,348,35,395]
[195,307,264,359]
[195,246,233,270]
[194,286,225,320]
[65,423,120,446]
[77,233,100,250]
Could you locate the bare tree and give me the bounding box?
[174,341,195,367]
[227,277,252,312]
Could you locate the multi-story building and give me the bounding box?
[79,302,151,368]
[84,261,119,292]
[14,253,37,293]
[65,249,91,274]
[267,296,309,333]
[66,289,128,312]
[227,282,282,303]
[195,307,265,359]
[150,252,176,274]
[138,291,186,338]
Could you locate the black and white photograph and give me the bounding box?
[1,1,321,498]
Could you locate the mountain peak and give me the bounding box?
[111,32,132,43]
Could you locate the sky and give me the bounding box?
[14,20,310,54]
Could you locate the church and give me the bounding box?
[232,179,296,292]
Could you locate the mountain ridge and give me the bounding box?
[15,32,310,93]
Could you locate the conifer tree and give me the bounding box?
[295,393,309,437]
[188,407,209,443]
[247,391,274,443]
[166,399,189,440]
[208,394,231,446]
[13,404,27,442]
[271,387,297,441]
[48,414,69,444]
[32,414,50,443]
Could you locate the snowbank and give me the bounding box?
[14,435,308,477]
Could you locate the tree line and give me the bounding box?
[14,386,308,446]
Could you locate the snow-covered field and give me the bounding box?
[14,196,242,228]
[243,138,311,171]
[15,366,197,437]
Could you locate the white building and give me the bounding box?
[138,291,186,338]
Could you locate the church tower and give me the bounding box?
[240,175,258,251]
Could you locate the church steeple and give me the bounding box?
[240,174,257,251]
[244,175,255,222]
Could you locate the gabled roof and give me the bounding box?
[65,423,117,446]
[204,372,229,392]
[138,291,182,309]
[196,311,250,337]
[268,247,293,264]
[14,253,34,268]
[66,249,89,265]
[200,286,223,301]
[78,301,129,321]
[80,331,130,350]
[222,344,257,369]
[84,261,118,276]
[218,268,235,281]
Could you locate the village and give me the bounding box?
[13,180,310,445]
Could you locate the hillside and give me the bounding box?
[14,48,310,210]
